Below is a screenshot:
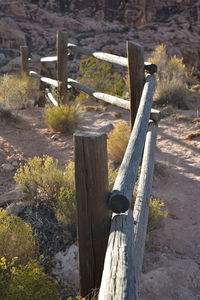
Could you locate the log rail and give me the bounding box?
[20,31,159,300]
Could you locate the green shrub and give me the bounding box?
[0,209,35,265]
[107,121,131,163]
[76,57,125,104]
[14,156,77,241]
[0,74,38,109]
[147,197,168,232]
[0,258,59,300]
[44,104,81,133]
[148,45,191,108]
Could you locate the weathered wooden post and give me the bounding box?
[38,62,46,107]
[127,41,145,129]
[20,46,29,77]
[74,131,110,298]
[57,31,68,105]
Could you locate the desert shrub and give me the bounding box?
[76,57,125,104]
[107,121,131,163]
[148,45,191,108]
[0,74,38,109]
[44,104,81,133]
[0,258,59,300]
[108,161,119,191]
[14,156,77,241]
[147,197,168,232]
[0,209,35,265]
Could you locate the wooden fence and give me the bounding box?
[20,31,159,299]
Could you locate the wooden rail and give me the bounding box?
[108,74,156,213]
[67,43,157,74]
[133,121,157,281]
[21,33,159,299]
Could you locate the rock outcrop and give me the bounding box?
[0,0,199,75]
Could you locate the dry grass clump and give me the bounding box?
[44,104,81,133]
[184,129,200,140]
[148,45,192,109]
[0,209,35,265]
[147,197,168,232]
[107,121,130,163]
[0,74,38,110]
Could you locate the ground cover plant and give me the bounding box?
[107,120,130,164]
[148,45,192,109]
[75,56,125,104]
[44,104,81,133]
[0,74,38,110]
[0,210,60,300]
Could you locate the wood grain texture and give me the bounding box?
[45,88,58,106]
[67,43,157,74]
[29,71,58,87]
[127,41,145,128]
[133,121,157,281]
[68,78,130,110]
[98,209,137,300]
[20,46,28,76]
[57,31,68,105]
[108,74,156,213]
[74,131,110,297]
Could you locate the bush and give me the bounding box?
[148,45,191,108]
[0,209,35,265]
[0,258,59,300]
[147,197,168,232]
[44,104,81,133]
[0,74,38,110]
[76,57,125,104]
[107,121,131,163]
[14,156,77,241]
[0,107,19,124]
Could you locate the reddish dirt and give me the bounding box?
[0,105,200,297]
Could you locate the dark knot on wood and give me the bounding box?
[108,190,130,213]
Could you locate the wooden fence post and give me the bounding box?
[74,131,110,298]
[20,46,28,77]
[127,41,145,129]
[57,31,68,105]
[38,62,46,107]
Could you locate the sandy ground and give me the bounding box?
[0,105,200,298]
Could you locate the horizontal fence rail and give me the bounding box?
[29,70,59,87]
[21,33,160,299]
[133,121,157,282]
[68,78,130,110]
[68,43,157,74]
[45,88,58,106]
[108,74,156,213]
[98,209,137,300]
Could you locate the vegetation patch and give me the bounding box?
[107,121,130,163]
[44,104,81,133]
[148,45,193,109]
[75,57,125,104]
[184,129,200,140]
[147,197,168,232]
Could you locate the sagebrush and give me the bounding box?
[0,209,35,265]
[107,121,130,163]
[0,74,38,110]
[148,44,191,108]
[0,258,59,300]
[147,197,168,232]
[44,104,81,133]
[76,57,125,104]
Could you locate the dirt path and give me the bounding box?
[0,106,200,299]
